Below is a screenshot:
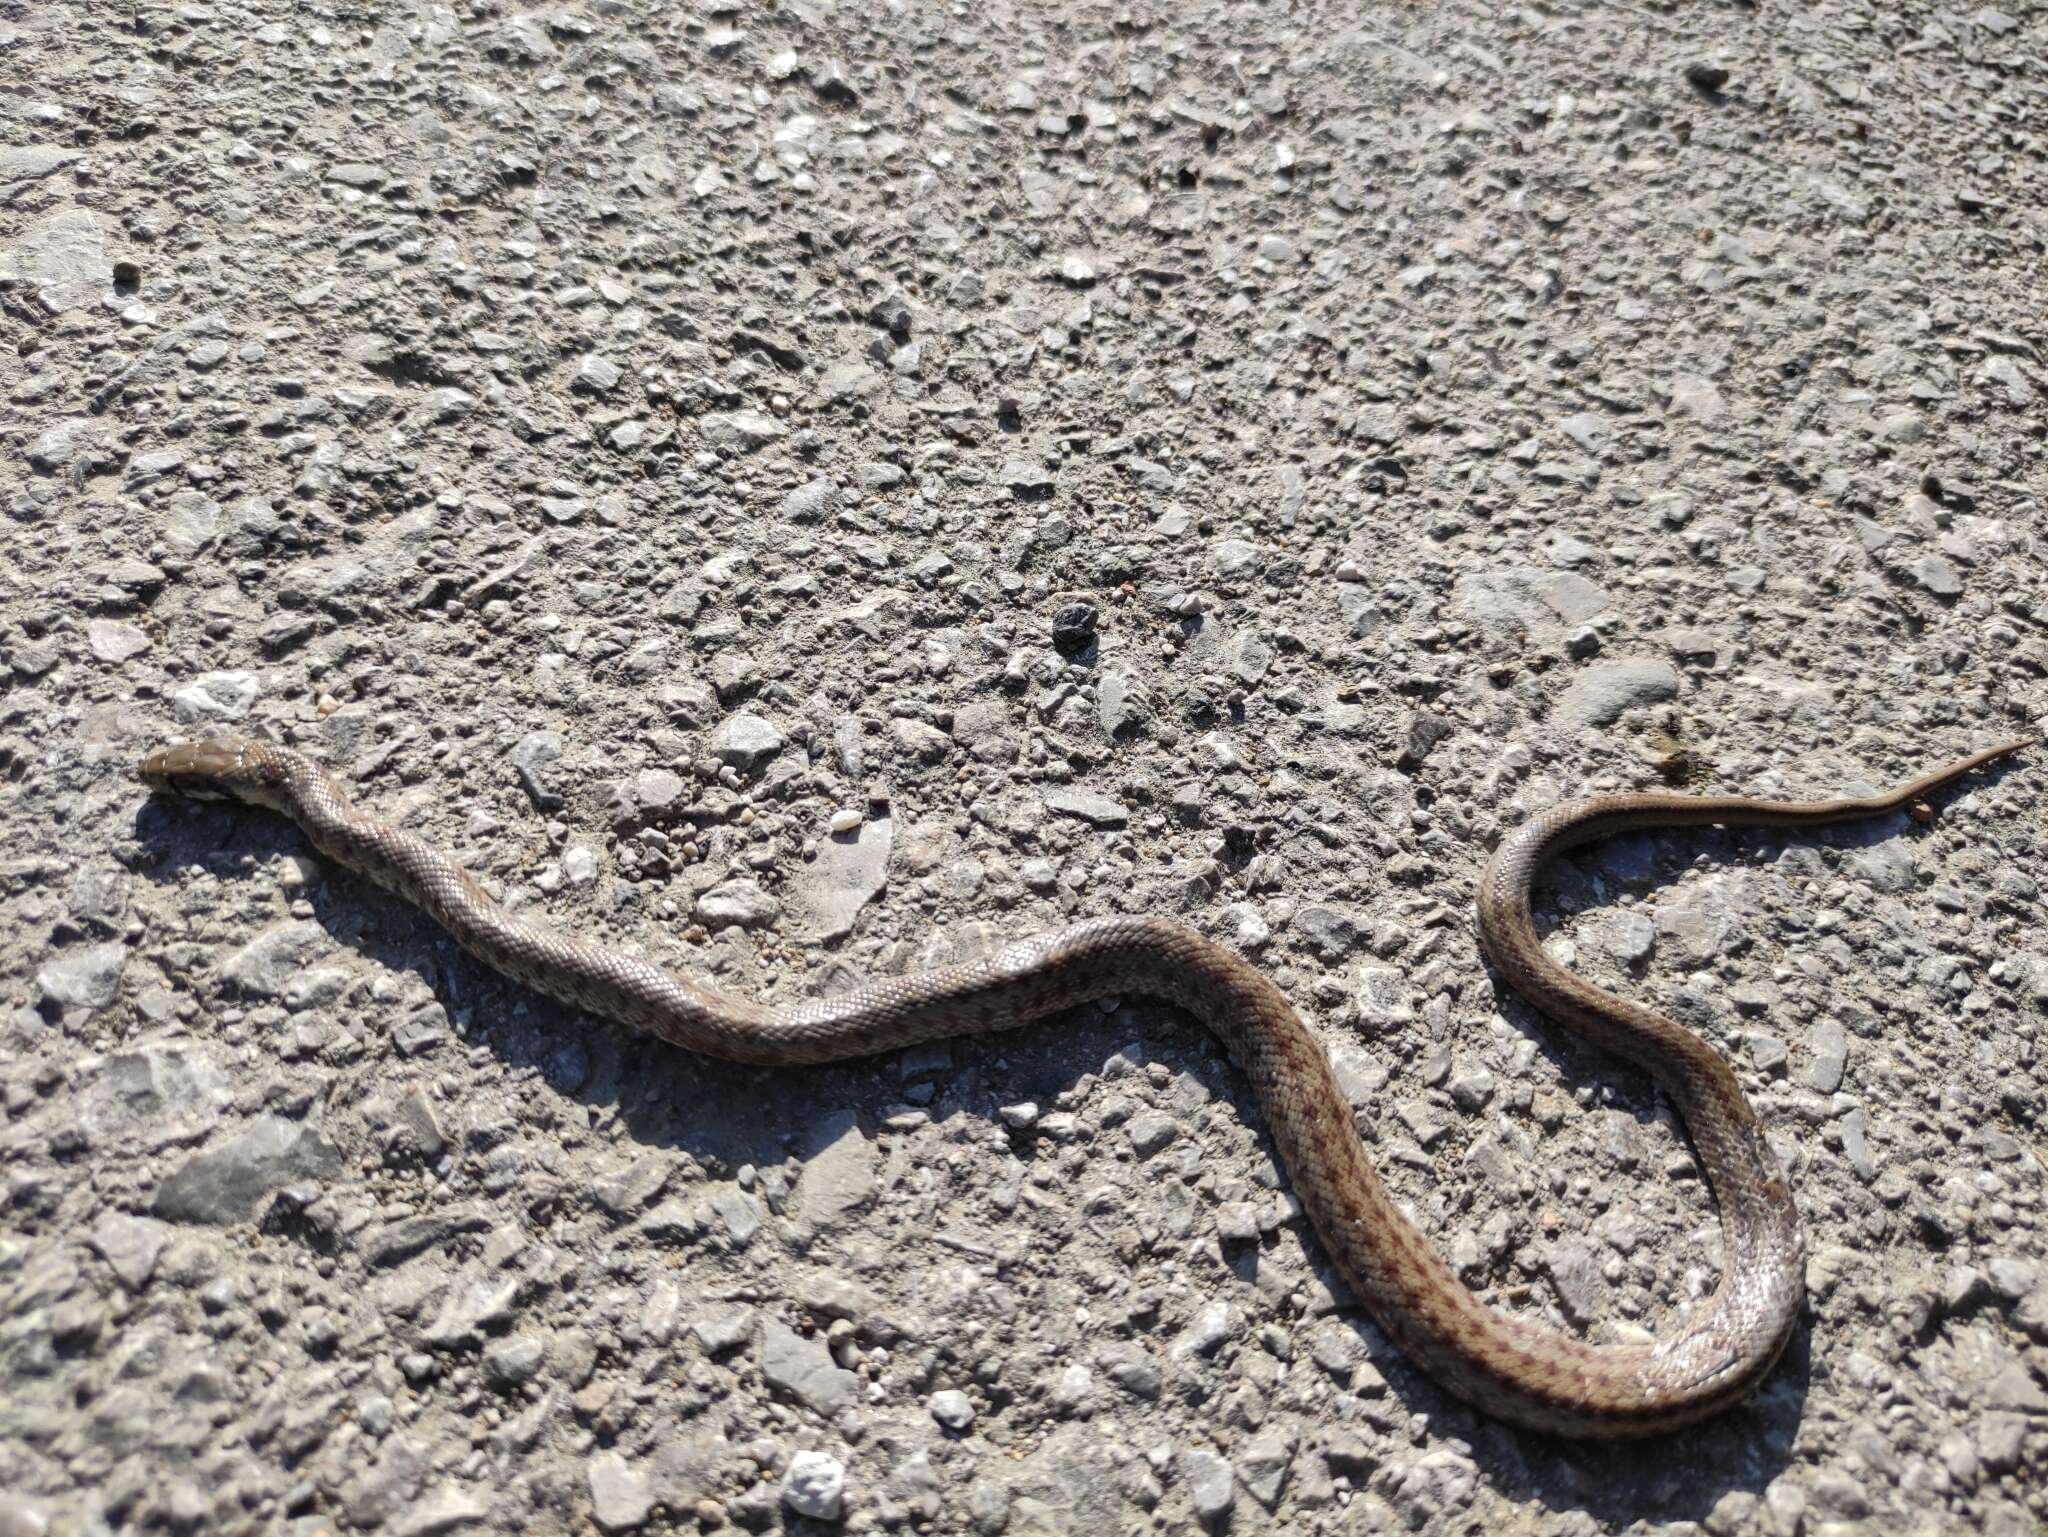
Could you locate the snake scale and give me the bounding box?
[140,734,2028,1436]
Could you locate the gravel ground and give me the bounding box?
[4,0,2047,1533]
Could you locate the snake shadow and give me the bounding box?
[138,787,2012,1524]
[131,793,840,1174]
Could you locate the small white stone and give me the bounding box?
[781,1450,846,1521]
[929,1389,976,1431]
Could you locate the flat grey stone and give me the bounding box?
[1000,456,1053,493]
[172,670,261,723]
[87,619,151,662]
[1043,789,1128,828]
[79,1039,228,1147]
[89,1211,168,1292]
[418,387,477,421]
[1181,1449,1234,1526]
[1546,1240,1604,1326]
[28,418,102,473]
[325,161,387,187]
[1353,966,1416,1029]
[1237,1429,1294,1509]
[0,145,86,192]
[1605,911,1656,965]
[950,699,1013,761]
[760,1320,859,1416]
[1553,659,1680,729]
[793,1109,876,1228]
[222,920,330,997]
[699,410,784,451]
[701,1183,761,1244]
[782,477,840,521]
[1294,906,1361,962]
[589,1155,676,1217]
[36,941,128,1013]
[1809,1019,1849,1094]
[1126,1113,1178,1157]
[364,1207,494,1267]
[589,1451,654,1532]
[786,811,891,943]
[690,1304,755,1355]
[510,731,564,809]
[422,1268,521,1346]
[1098,670,1151,737]
[929,1389,976,1431]
[573,353,622,392]
[155,1117,342,1224]
[713,710,784,770]
[395,1487,486,1536]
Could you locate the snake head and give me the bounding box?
[138,736,292,810]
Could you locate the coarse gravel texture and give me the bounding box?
[3,0,2046,1534]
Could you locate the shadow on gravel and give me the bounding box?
[143,772,2044,1519]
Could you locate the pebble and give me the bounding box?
[589,1451,654,1532]
[695,879,780,930]
[929,1389,976,1431]
[699,410,785,452]
[785,809,891,942]
[88,1211,166,1292]
[510,731,565,809]
[1216,1202,1261,1243]
[1353,966,1416,1030]
[1237,1430,1294,1509]
[782,477,841,522]
[1180,1449,1235,1527]
[1125,1113,1178,1157]
[86,619,151,662]
[573,353,622,393]
[781,1451,846,1521]
[1179,1301,1240,1358]
[1051,601,1098,655]
[967,1480,1012,1535]
[691,1305,756,1355]
[1049,1364,1095,1416]
[1098,670,1151,737]
[222,919,330,997]
[172,669,260,723]
[1606,911,1657,965]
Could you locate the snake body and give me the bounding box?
[139,735,2028,1436]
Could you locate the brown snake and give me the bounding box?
[140,734,2029,1436]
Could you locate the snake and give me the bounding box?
[138,734,2029,1436]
